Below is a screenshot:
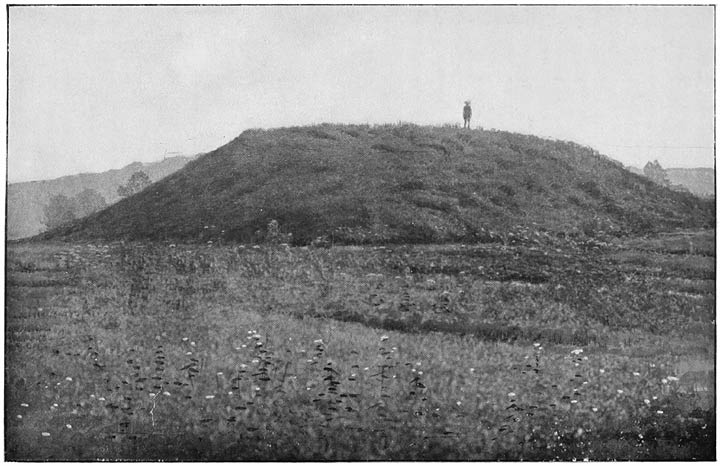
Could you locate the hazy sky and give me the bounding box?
[8,5,715,183]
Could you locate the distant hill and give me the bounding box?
[8,155,197,240]
[40,124,714,244]
[665,168,714,198]
[626,165,714,198]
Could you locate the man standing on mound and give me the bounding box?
[463,101,472,129]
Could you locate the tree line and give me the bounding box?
[42,171,151,231]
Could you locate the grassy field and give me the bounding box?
[5,229,715,460]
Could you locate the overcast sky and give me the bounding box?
[8,5,714,183]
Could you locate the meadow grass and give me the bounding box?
[5,230,715,460]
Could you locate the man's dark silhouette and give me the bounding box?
[463,101,472,129]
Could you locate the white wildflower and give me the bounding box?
[163,391,171,396]
[656,410,664,414]
[205,395,215,399]
[667,376,679,382]
[570,349,583,355]
[508,392,516,397]
[380,335,389,341]
[20,403,28,407]
[41,432,50,437]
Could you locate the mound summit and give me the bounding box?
[40,124,714,244]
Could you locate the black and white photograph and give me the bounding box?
[4,3,715,460]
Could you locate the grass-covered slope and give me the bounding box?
[41,124,714,244]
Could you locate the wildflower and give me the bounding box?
[241,345,247,348]
[190,342,196,346]
[17,415,22,419]
[652,396,657,400]
[149,393,156,398]
[228,391,233,395]
[239,364,247,369]
[364,367,369,371]
[205,395,215,399]
[591,407,598,412]
[380,335,389,341]
[617,390,623,394]
[66,424,72,429]
[186,352,192,356]
[252,334,262,340]
[20,403,28,407]
[508,392,516,397]
[470,368,475,372]
[661,378,668,384]
[418,371,423,375]
[313,339,324,344]
[416,362,422,366]
[251,359,260,364]
[217,372,223,376]
[411,368,416,373]
[41,432,50,437]
[571,400,578,404]
[599,369,605,374]
[456,401,462,406]
[253,386,261,391]
[256,342,263,347]
[570,349,583,355]
[98,397,106,401]
[65,377,73,382]
[656,410,664,414]
[533,343,541,347]
[306,359,313,363]
[182,337,189,341]
[633,372,641,376]
[392,347,397,351]
[667,376,679,382]
[52,403,58,408]
[163,391,171,396]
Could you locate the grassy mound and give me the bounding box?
[39,124,714,244]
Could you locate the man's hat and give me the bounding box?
[464,100,471,105]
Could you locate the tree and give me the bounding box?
[43,194,77,230]
[643,160,670,187]
[74,189,107,217]
[118,171,151,198]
